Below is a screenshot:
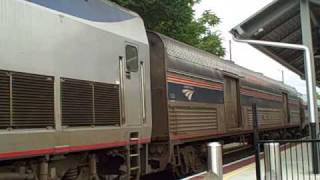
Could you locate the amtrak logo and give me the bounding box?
[182,87,195,101]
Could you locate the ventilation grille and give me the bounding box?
[94,82,120,126]
[0,72,10,129]
[169,105,218,134]
[61,79,93,126]
[247,107,282,128]
[61,78,120,127]
[0,70,54,129]
[290,110,300,124]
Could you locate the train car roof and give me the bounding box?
[149,31,298,95]
[25,0,148,44]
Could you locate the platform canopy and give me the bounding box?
[231,0,320,83]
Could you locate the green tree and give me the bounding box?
[109,0,225,57]
[317,92,320,100]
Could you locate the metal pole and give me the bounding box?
[232,36,320,174]
[264,143,282,180]
[300,0,320,174]
[252,104,261,180]
[281,70,284,84]
[229,40,233,61]
[208,142,223,180]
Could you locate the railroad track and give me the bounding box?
[223,143,254,165]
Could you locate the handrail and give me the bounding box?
[119,56,126,125]
[140,61,146,123]
[258,139,320,143]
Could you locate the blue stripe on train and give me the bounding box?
[168,82,286,109]
[167,82,224,104]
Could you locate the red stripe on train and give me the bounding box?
[240,88,282,102]
[0,138,150,159]
[167,77,223,89]
[167,74,224,91]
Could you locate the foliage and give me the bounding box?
[317,92,320,100]
[109,0,225,57]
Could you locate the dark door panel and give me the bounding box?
[224,76,240,130]
[282,93,289,124]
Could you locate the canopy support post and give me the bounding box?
[300,0,319,173]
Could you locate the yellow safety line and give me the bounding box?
[223,163,255,180]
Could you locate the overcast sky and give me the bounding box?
[194,0,308,95]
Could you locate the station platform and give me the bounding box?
[223,161,256,180]
[188,142,320,180]
[186,155,257,180]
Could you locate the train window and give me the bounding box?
[125,45,139,72]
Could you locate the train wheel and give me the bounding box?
[176,146,206,177]
[281,130,293,140]
[296,132,303,139]
[272,132,281,140]
[175,157,188,177]
[62,167,80,180]
[262,133,270,140]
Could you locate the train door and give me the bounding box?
[224,76,241,130]
[120,44,143,126]
[282,92,290,124]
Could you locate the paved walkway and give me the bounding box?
[223,163,256,180]
[189,143,320,180]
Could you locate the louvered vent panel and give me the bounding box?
[247,107,282,128]
[290,110,300,124]
[61,78,93,127]
[94,82,120,126]
[12,73,54,129]
[169,105,218,134]
[0,71,10,129]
